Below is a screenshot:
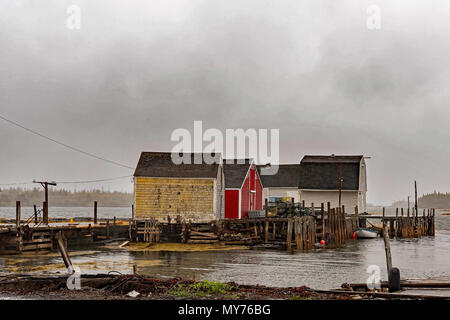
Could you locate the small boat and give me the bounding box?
[355,228,379,239]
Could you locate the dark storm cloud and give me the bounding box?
[0,0,449,203]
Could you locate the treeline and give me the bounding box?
[392,192,450,209]
[0,188,133,207]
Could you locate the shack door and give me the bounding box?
[225,189,239,219]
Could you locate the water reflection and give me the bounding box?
[1,212,449,290]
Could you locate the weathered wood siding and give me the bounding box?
[134,177,217,222]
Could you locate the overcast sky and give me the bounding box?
[0,0,449,205]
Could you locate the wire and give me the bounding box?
[56,175,133,184]
[0,175,133,186]
[0,114,135,170]
[0,182,34,186]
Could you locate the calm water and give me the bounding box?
[1,207,449,290]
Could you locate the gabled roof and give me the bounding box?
[299,155,363,190]
[256,164,301,188]
[134,152,221,178]
[223,159,253,189]
[301,155,363,164]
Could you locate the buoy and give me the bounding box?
[352,231,357,240]
[320,240,325,246]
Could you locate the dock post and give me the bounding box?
[272,222,276,240]
[264,220,269,243]
[132,204,135,221]
[16,201,21,228]
[286,219,293,250]
[265,198,268,217]
[395,208,399,238]
[33,205,38,224]
[106,220,110,239]
[56,231,73,270]
[431,209,435,236]
[321,203,325,240]
[43,201,48,224]
[94,201,98,224]
[383,223,392,274]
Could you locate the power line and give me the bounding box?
[0,175,133,187]
[56,175,133,184]
[0,182,34,186]
[0,114,135,170]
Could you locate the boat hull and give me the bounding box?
[356,228,378,239]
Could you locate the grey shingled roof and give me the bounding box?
[223,159,252,188]
[257,164,301,188]
[299,155,363,190]
[134,152,220,178]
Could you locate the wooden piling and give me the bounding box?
[15,201,21,228]
[294,218,300,250]
[33,205,38,224]
[43,201,48,224]
[56,232,73,270]
[383,223,392,275]
[286,219,293,250]
[321,203,325,240]
[94,201,98,224]
[265,198,268,217]
[395,208,399,238]
[265,220,269,243]
[272,222,276,240]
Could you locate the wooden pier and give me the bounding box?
[0,201,130,255]
[131,203,436,250]
[2,200,435,255]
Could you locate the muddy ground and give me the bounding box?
[0,273,362,300]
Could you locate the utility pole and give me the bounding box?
[33,180,57,224]
[338,163,343,208]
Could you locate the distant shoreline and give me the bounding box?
[0,205,131,208]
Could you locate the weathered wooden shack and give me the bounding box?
[257,164,301,203]
[223,159,263,219]
[299,155,367,212]
[133,152,224,222]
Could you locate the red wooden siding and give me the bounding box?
[225,189,239,219]
[241,171,250,218]
[225,163,263,219]
[255,169,263,210]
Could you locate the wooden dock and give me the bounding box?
[131,203,436,250]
